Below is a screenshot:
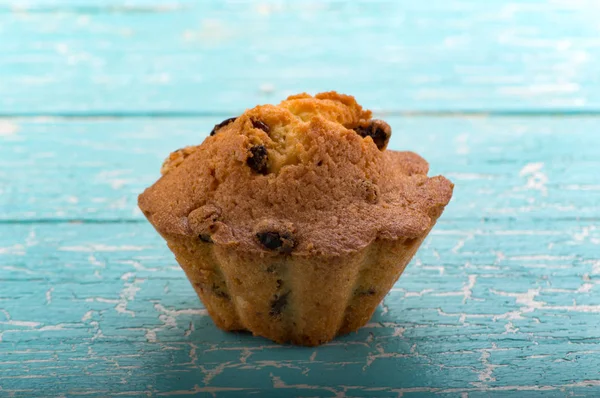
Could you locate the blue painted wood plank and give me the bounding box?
[1,219,599,396]
[1,114,599,394]
[1,1,599,395]
[1,1,599,113]
[1,116,599,221]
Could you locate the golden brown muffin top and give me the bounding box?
[138,92,453,256]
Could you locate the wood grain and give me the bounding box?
[2,0,600,395]
[1,0,599,114]
[1,116,598,221]
[1,219,599,396]
[1,115,600,395]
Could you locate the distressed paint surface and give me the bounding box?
[2,0,600,396]
[1,0,600,114]
[1,220,600,396]
[1,117,599,222]
[1,116,599,396]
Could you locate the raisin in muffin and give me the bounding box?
[138,92,453,346]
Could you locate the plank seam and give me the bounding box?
[2,110,600,119]
[0,217,598,225]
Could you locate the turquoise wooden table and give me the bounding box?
[1,1,600,396]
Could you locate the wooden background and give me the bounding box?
[1,1,600,396]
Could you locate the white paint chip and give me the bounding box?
[519,162,548,194]
[0,121,19,137]
[520,162,544,176]
[260,83,275,94]
[45,288,53,305]
[81,311,93,322]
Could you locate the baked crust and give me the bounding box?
[138,92,453,345]
[139,91,453,256]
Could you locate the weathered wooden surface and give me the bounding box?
[1,116,600,396]
[2,0,600,396]
[1,219,599,396]
[2,117,599,222]
[1,0,600,114]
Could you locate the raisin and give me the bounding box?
[195,282,230,299]
[211,283,230,300]
[266,264,277,273]
[269,291,289,317]
[256,231,296,254]
[199,234,213,243]
[210,117,236,136]
[251,119,270,133]
[354,120,391,150]
[247,145,269,174]
[355,288,376,296]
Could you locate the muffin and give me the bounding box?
[138,92,453,346]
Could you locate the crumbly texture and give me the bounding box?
[139,92,453,256]
[138,91,453,345]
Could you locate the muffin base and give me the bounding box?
[165,232,429,347]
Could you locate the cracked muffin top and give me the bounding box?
[138,92,453,256]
